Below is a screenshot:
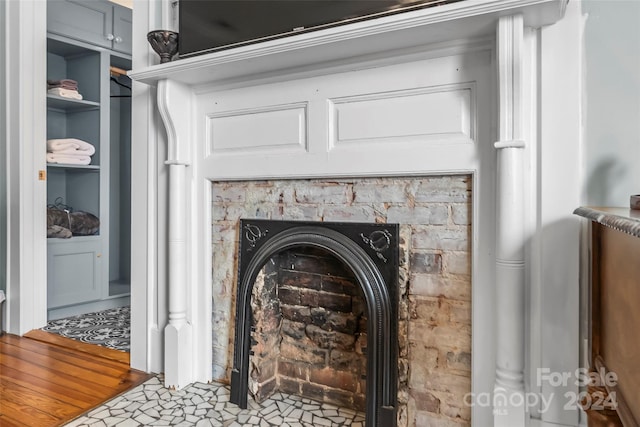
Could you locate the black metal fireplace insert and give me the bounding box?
[230,218,399,427]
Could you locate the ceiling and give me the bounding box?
[110,0,132,9]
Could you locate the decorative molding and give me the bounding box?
[329,83,474,147]
[3,0,48,333]
[494,13,527,426]
[574,207,640,238]
[194,50,486,181]
[207,102,308,154]
[497,14,525,142]
[157,78,194,388]
[157,79,191,165]
[494,139,525,149]
[360,229,393,263]
[163,163,193,389]
[129,0,566,88]
[243,223,269,251]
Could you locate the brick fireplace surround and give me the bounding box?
[212,177,472,426]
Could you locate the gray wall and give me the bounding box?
[583,0,640,206]
[0,1,7,294]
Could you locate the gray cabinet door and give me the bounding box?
[113,5,132,55]
[47,239,103,308]
[48,0,113,50]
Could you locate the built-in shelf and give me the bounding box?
[47,163,100,171]
[47,94,100,111]
[47,234,101,243]
[45,0,132,321]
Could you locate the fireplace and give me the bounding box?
[212,176,472,426]
[230,219,400,427]
[128,3,571,424]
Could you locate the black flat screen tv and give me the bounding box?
[178,0,459,58]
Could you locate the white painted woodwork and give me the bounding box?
[163,161,193,389]
[156,79,194,389]
[208,104,308,154]
[3,0,48,334]
[126,1,570,425]
[128,0,167,375]
[0,3,5,316]
[158,80,192,166]
[494,15,526,427]
[494,14,527,426]
[537,2,582,424]
[131,0,566,88]
[195,51,489,181]
[329,84,473,147]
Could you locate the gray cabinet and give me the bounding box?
[47,239,103,308]
[46,19,132,319]
[113,5,133,55]
[48,0,132,55]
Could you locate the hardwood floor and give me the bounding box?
[0,331,152,427]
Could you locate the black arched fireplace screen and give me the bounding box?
[230,219,399,427]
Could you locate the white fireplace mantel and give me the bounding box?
[130,0,566,88]
[129,1,569,426]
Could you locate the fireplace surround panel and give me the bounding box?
[231,219,400,427]
[212,177,472,426]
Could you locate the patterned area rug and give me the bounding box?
[42,306,130,352]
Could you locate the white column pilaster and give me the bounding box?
[157,79,193,388]
[494,14,527,426]
[4,0,47,334]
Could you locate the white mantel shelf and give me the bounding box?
[129,0,566,88]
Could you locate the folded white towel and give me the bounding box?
[47,87,83,100]
[46,152,92,165]
[47,138,96,156]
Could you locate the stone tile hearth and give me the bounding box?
[64,375,365,427]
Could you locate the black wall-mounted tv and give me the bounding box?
[178,0,459,58]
